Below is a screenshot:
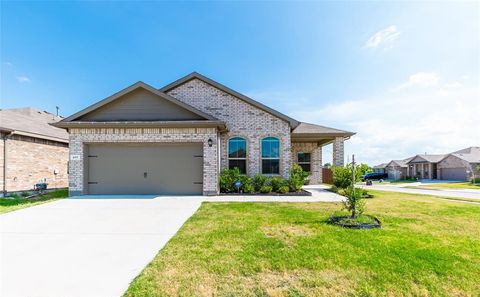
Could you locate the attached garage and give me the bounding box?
[86,143,203,195]
[440,168,467,181]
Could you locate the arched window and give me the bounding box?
[228,137,247,174]
[261,137,280,174]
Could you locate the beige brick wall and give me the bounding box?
[1,134,68,193]
[333,137,345,167]
[167,78,292,178]
[291,142,322,184]
[68,127,218,195]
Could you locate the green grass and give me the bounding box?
[414,182,480,190]
[0,189,68,214]
[125,191,480,297]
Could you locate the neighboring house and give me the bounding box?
[437,147,480,181]
[373,163,387,174]
[53,72,355,196]
[385,157,413,180]
[406,154,445,179]
[0,107,69,195]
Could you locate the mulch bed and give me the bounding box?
[328,215,381,229]
[220,189,312,196]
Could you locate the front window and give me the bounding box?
[261,137,280,174]
[228,137,247,174]
[297,152,311,172]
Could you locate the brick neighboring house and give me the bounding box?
[379,147,480,181]
[53,72,355,196]
[437,147,480,181]
[406,154,445,179]
[0,108,69,195]
[385,158,413,180]
[373,163,387,174]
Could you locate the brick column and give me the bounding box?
[428,163,433,179]
[332,137,345,167]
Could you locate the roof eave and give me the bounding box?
[51,120,228,131]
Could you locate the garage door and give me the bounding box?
[440,168,467,181]
[87,143,203,195]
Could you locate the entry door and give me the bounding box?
[87,143,203,195]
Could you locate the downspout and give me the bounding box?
[2,131,14,196]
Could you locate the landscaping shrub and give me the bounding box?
[259,185,273,193]
[342,186,365,218]
[288,164,309,192]
[278,185,289,194]
[253,174,270,192]
[332,166,353,189]
[219,168,241,193]
[270,177,286,192]
[329,185,338,193]
[242,183,255,193]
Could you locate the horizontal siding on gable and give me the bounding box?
[79,88,205,121]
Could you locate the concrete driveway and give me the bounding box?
[0,197,202,297]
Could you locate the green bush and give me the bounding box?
[342,186,365,218]
[219,168,241,193]
[329,185,338,193]
[270,177,286,192]
[253,174,270,192]
[332,166,353,189]
[239,175,253,192]
[21,191,29,197]
[278,185,289,194]
[288,164,309,192]
[242,183,255,193]
[259,185,273,193]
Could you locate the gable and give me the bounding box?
[160,72,299,128]
[163,78,291,133]
[408,155,428,163]
[79,87,205,121]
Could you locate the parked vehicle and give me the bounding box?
[361,172,388,181]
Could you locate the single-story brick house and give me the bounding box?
[1,107,69,195]
[406,154,445,179]
[385,157,413,180]
[437,147,480,181]
[53,72,355,196]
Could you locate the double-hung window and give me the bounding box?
[261,137,280,174]
[228,137,247,174]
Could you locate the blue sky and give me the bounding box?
[1,1,479,165]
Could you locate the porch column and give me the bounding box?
[428,163,433,179]
[332,137,344,167]
[413,164,417,178]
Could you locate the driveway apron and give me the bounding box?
[0,197,202,297]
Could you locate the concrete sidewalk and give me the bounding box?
[361,184,480,200]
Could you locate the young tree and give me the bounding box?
[343,186,365,219]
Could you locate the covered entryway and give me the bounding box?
[440,168,467,181]
[87,143,203,195]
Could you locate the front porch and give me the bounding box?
[291,122,355,184]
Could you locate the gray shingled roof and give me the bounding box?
[373,163,387,169]
[387,157,414,168]
[408,154,446,163]
[291,122,355,136]
[450,147,480,163]
[0,107,68,142]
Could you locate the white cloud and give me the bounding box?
[364,25,400,49]
[3,62,13,67]
[392,72,440,91]
[292,77,479,166]
[444,82,463,89]
[16,76,31,83]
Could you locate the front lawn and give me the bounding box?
[416,182,480,190]
[125,191,480,296]
[0,189,68,214]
